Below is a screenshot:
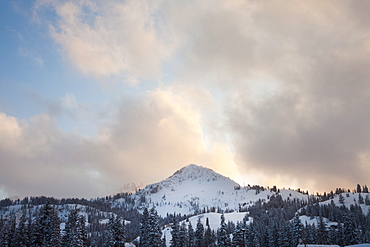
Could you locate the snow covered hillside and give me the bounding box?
[0,202,115,226]
[120,164,310,216]
[161,211,251,245]
[319,192,370,214]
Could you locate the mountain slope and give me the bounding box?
[121,164,310,216]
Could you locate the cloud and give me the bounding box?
[24,0,370,194]
[215,1,370,192]
[151,0,370,192]
[35,0,173,83]
[0,89,236,198]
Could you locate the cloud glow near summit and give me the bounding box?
[1,0,370,199]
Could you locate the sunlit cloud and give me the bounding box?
[36,0,173,83]
[2,0,369,199]
[0,88,235,198]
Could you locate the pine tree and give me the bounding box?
[365,195,370,205]
[78,215,88,247]
[363,185,369,193]
[343,212,357,246]
[170,218,180,247]
[0,217,15,247]
[104,215,125,247]
[34,202,61,247]
[148,207,162,247]
[12,213,29,247]
[140,207,150,247]
[267,221,277,247]
[317,215,328,244]
[195,217,204,247]
[336,222,345,247]
[217,214,231,247]
[105,216,114,247]
[114,216,125,247]
[357,184,362,193]
[327,226,337,245]
[204,218,213,247]
[231,222,244,247]
[63,209,87,247]
[187,222,195,247]
[277,222,290,247]
[358,193,364,204]
[30,215,44,246]
[339,194,345,205]
[291,215,302,246]
[179,221,187,247]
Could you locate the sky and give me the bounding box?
[1,0,370,200]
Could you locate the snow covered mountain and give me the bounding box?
[1,163,369,246]
[119,164,310,216]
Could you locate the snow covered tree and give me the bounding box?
[305,223,317,245]
[277,222,291,247]
[291,215,302,246]
[63,209,87,247]
[33,202,61,247]
[363,185,369,193]
[0,217,15,247]
[231,222,244,247]
[358,193,364,204]
[267,221,277,247]
[339,194,345,205]
[195,217,204,247]
[187,222,195,247]
[365,195,370,205]
[204,218,213,247]
[140,207,150,247]
[317,215,328,244]
[176,221,187,247]
[30,215,44,246]
[12,213,29,247]
[148,207,162,247]
[105,215,125,247]
[217,214,231,247]
[343,212,358,246]
[170,218,180,247]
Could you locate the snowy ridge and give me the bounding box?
[319,192,370,214]
[126,164,310,216]
[162,164,236,185]
[0,203,116,227]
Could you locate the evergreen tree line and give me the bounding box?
[0,184,369,246]
[0,193,135,212]
[0,202,126,247]
[160,203,370,247]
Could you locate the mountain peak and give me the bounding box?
[167,164,235,185]
[127,164,311,217]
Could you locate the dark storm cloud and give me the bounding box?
[162,0,370,191]
[218,1,370,191]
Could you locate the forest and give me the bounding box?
[0,185,369,246]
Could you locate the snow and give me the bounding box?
[298,215,338,227]
[319,193,370,215]
[125,164,310,217]
[185,212,250,231]
[125,243,136,247]
[162,211,250,245]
